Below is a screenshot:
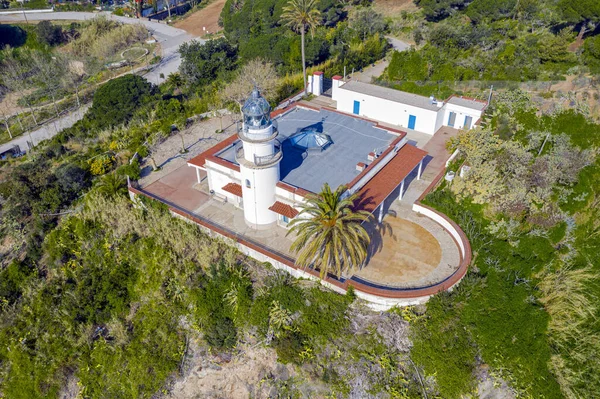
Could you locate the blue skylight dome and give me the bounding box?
[242,89,271,128]
[289,128,332,152]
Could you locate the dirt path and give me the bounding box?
[174,0,227,37]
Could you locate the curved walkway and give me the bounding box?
[354,208,461,289]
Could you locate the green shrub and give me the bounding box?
[87,75,155,129]
[0,25,26,47]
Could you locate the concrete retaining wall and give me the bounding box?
[0,9,53,14]
[128,164,472,310]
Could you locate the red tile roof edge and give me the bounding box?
[357,144,428,214]
[346,135,407,189]
[188,133,238,168]
[269,201,299,218]
[206,155,241,172]
[222,182,242,197]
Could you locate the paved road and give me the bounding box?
[0,104,90,154]
[0,11,201,85]
[351,37,411,83]
[387,36,411,52]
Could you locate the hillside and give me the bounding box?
[0,0,599,398]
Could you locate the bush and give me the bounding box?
[204,316,237,349]
[36,21,64,46]
[0,25,26,47]
[179,38,238,87]
[87,75,155,129]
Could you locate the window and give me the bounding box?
[282,215,289,223]
[245,179,251,188]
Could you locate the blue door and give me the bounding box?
[353,100,360,115]
[408,115,416,130]
[447,112,456,127]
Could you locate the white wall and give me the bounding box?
[335,87,440,134]
[413,203,466,257]
[243,141,275,162]
[240,164,279,227]
[206,161,241,202]
[434,105,446,132]
[442,103,483,130]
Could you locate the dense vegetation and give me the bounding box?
[1,0,599,397]
[383,0,600,99]
[177,0,387,93]
[412,90,600,398]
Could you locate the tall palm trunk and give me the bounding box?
[301,26,307,96]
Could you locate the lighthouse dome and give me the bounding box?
[242,89,271,128]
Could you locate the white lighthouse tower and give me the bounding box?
[235,89,282,229]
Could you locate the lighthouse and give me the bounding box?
[235,89,282,229]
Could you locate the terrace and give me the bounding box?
[132,110,465,292]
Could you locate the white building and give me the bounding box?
[188,89,428,230]
[327,77,487,135]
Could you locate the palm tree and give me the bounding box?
[96,173,127,197]
[287,183,372,278]
[166,72,183,92]
[281,0,321,96]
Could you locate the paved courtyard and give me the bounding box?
[140,117,462,289]
[140,109,460,288]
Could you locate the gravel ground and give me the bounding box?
[139,113,236,187]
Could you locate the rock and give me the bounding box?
[274,363,289,381]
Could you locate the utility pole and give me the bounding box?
[22,4,29,24]
[487,84,494,105]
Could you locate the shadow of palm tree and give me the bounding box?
[350,188,396,271]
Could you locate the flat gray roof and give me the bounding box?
[339,80,441,111]
[216,107,398,193]
[447,96,487,111]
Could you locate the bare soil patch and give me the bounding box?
[174,0,227,37]
[0,90,30,117]
[373,0,418,16]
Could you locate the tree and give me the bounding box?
[220,58,278,116]
[178,38,238,87]
[36,21,64,46]
[281,0,321,96]
[286,183,371,278]
[558,0,600,40]
[349,7,386,40]
[0,25,26,48]
[466,0,518,24]
[31,51,64,118]
[414,0,466,22]
[2,50,38,125]
[87,74,155,129]
[165,72,183,92]
[96,172,127,197]
[60,54,86,110]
